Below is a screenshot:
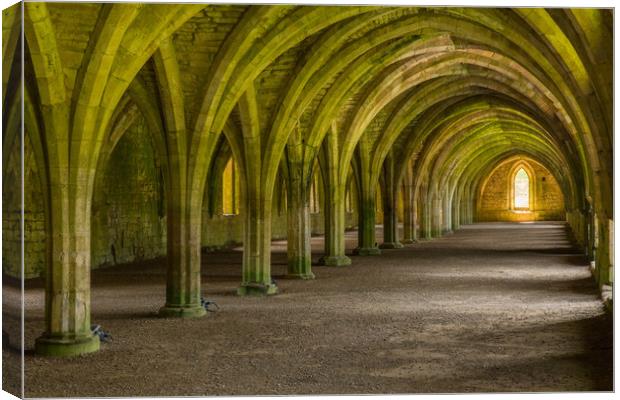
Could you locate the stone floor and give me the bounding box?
[3,222,613,397]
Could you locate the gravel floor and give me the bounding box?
[3,222,613,397]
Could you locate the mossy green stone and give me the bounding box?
[319,255,352,266]
[159,305,207,318]
[35,334,100,357]
[353,247,382,256]
[237,283,279,296]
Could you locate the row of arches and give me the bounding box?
[1,120,569,277]
[3,4,612,357]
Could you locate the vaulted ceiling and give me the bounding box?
[5,4,613,225]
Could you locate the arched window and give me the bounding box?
[222,158,239,215]
[514,168,530,209]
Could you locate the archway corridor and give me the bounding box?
[2,3,613,396]
[4,222,612,396]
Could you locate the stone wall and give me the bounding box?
[2,131,46,279]
[477,158,565,222]
[201,209,288,250]
[91,114,167,269]
[200,196,358,250]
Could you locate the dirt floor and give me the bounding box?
[3,222,613,397]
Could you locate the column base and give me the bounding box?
[353,247,381,256]
[379,242,404,249]
[401,239,416,244]
[35,333,100,357]
[237,282,278,296]
[286,272,315,280]
[287,258,314,280]
[159,304,207,318]
[319,255,352,266]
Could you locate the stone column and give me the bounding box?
[412,199,419,241]
[238,176,278,295]
[608,218,614,285]
[459,197,467,226]
[354,189,381,255]
[159,192,206,318]
[577,211,585,247]
[463,188,473,224]
[236,87,278,295]
[402,182,415,243]
[586,202,595,263]
[151,38,205,317]
[320,182,352,266]
[442,195,452,234]
[431,194,443,238]
[419,194,432,240]
[595,214,612,288]
[379,155,402,249]
[285,154,315,279]
[451,192,460,231]
[35,184,100,356]
[319,130,351,266]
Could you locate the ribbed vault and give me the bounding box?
[3,4,612,356]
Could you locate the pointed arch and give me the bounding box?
[513,168,530,210]
[507,160,536,211]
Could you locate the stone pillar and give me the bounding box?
[459,196,467,225]
[159,193,206,318]
[320,182,352,266]
[567,209,584,248]
[319,129,351,267]
[35,185,100,356]
[379,155,402,249]
[586,203,595,263]
[609,219,614,284]
[442,195,452,234]
[151,39,205,317]
[381,197,403,248]
[582,212,588,249]
[451,192,460,231]
[285,159,315,279]
[595,214,612,288]
[419,194,432,240]
[402,182,415,243]
[431,195,442,238]
[238,170,278,295]
[236,86,278,295]
[412,199,419,241]
[354,188,381,255]
[465,190,474,224]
